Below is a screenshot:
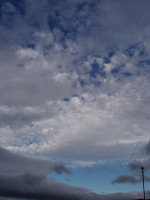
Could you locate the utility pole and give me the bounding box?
[141,166,145,200]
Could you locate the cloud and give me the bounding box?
[1,74,150,162]
[111,174,139,184]
[0,173,89,200]
[111,173,150,185]
[1,0,150,198]
[0,0,150,167]
[0,146,71,176]
[129,159,150,172]
[128,140,150,173]
[144,140,150,155]
[0,173,147,200]
[0,149,146,200]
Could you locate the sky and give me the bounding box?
[0,0,150,199]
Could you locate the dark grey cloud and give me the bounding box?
[0,173,89,200]
[0,147,71,176]
[144,175,150,182]
[0,148,146,200]
[0,108,44,128]
[111,173,150,187]
[128,140,150,172]
[129,160,143,171]
[129,159,150,172]
[144,140,150,155]
[0,147,75,199]
[111,174,139,184]
[0,173,146,200]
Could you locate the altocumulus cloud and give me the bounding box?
[0,0,150,163]
[1,0,150,198]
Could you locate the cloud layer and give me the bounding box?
[0,146,71,176]
[0,147,145,200]
[1,0,150,198]
[0,0,150,163]
[0,146,147,200]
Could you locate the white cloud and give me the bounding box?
[17,48,40,59]
[1,73,149,164]
[0,0,150,168]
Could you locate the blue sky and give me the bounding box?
[0,0,150,199]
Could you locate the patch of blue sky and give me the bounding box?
[17,63,24,68]
[6,0,26,15]
[99,70,106,78]
[47,12,62,31]
[103,57,111,64]
[122,72,132,77]
[137,60,150,67]
[63,94,78,101]
[47,1,99,42]
[50,162,143,194]
[89,62,106,79]
[47,14,78,41]
[76,0,98,13]
[135,60,150,76]
[0,0,25,17]
[87,1,98,13]
[21,139,37,147]
[49,166,112,194]
[63,97,70,102]
[78,78,87,87]
[108,51,115,58]
[0,0,26,28]
[58,36,68,49]
[14,31,36,49]
[28,19,41,31]
[76,1,88,11]
[89,62,100,78]
[111,65,126,76]
[72,94,79,98]
[77,76,101,88]
[124,47,136,57]
[111,68,120,74]
[92,81,101,87]
[124,43,145,57]
[111,65,133,77]
[26,43,35,49]
[0,0,7,20]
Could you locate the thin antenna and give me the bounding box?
[141,166,145,200]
